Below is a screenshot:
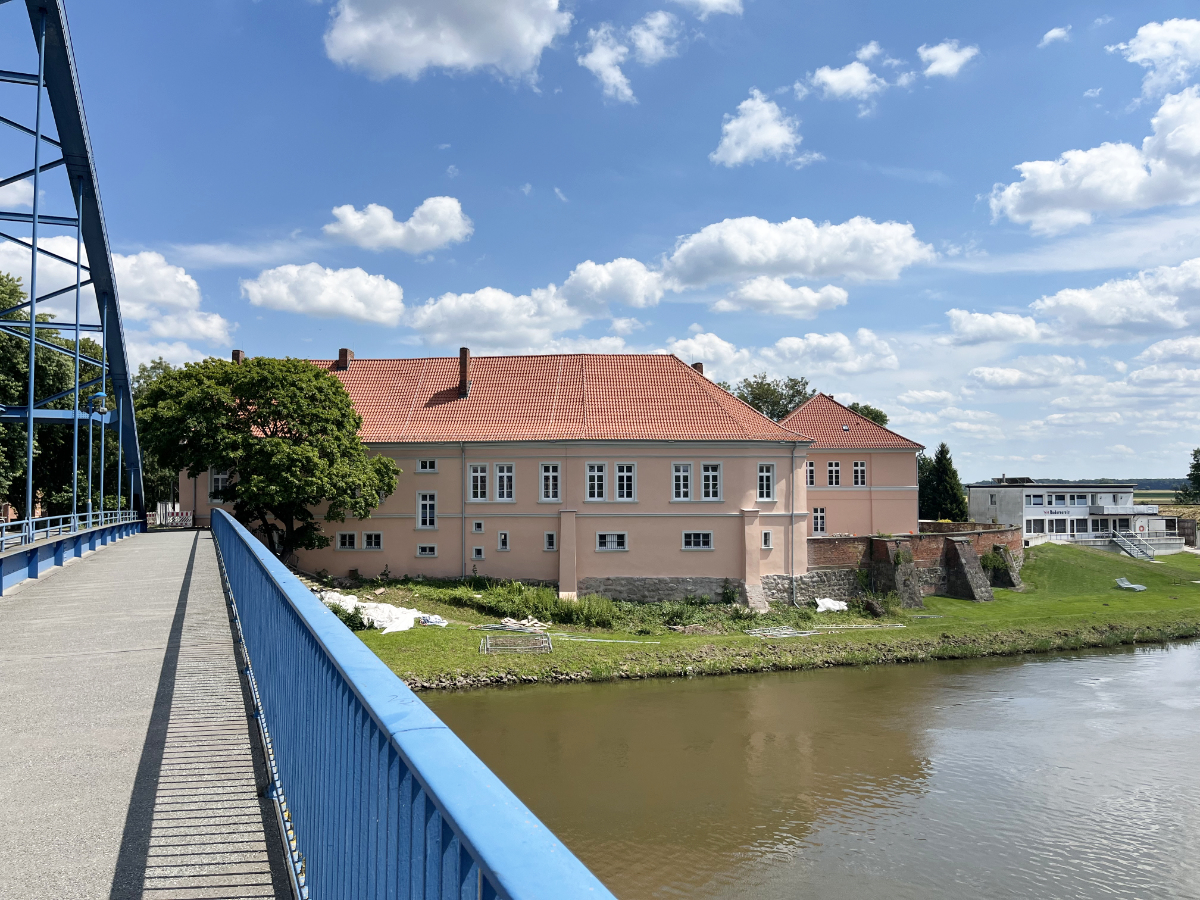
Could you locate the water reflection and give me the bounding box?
[425,643,1200,900]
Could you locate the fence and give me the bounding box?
[0,510,140,552]
[0,511,142,595]
[210,509,614,900]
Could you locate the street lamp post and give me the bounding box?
[86,393,106,528]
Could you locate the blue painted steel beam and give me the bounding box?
[35,373,102,409]
[0,408,112,424]
[0,229,90,270]
[0,324,105,366]
[0,68,39,85]
[0,113,63,146]
[0,210,78,226]
[0,156,64,190]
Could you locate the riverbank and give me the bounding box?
[351,544,1200,691]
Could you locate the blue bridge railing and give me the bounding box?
[211,509,615,900]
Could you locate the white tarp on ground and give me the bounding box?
[318,590,447,633]
[815,598,849,612]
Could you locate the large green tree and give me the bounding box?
[847,401,888,426]
[1176,448,1200,504]
[132,357,181,509]
[139,356,399,559]
[717,372,814,421]
[918,442,968,521]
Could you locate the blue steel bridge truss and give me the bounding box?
[0,0,143,541]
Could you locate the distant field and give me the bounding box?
[1135,491,1178,503]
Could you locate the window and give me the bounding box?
[587,463,607,501]
[682,531,713,550]
[210,469,230,500]
[1026,519,1044,534]
[470,464,488,501]
[472,520,484,533]
[1026,494,1044,507]
[761,530,773,549]
[1117,517,1130,531]
[616,463,636,501]
[806,461,815,486]
[544,532,557,551]
[418,459,437,472]
[472,547,484,560]
[853,461,866,486]
[363,532,382,550]
[701,464,722,500]
[827,461,840,486]
[989,493,998,505]
[497,531,510,551]
[1095,518,1109,532]
[596,532,627,551]
[758,464,775,501]
[1052,519,1067,534]
[495,464,514,501]
[417,544,437,557]
[1053,494,1066,506]
[1071,519,1089,534]
[541,464,560,501]
[337,532,356,550]
[812,508,826,534]
[1070,494,1089,506]
[418,492,436,528]
[673,463,691,500]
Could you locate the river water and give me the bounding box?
[425,643,1200,900]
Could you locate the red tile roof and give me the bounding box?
[313,353,811,444]
[779,393,923,450]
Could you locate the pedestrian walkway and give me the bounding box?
[0,529,290,899]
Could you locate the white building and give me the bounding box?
[967,477,1182,557]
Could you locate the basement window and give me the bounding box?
[363,532,382,550]
[337,532,356,550]
[682,531,713,550]
[596,532,627,551]
[472,547,484,561]
[417,544,437,557]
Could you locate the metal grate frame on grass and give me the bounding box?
[480,633,554,654]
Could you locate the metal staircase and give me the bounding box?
[1112,531,1154,560]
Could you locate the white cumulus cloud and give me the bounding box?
[709,89,807,167]
[1039,26,1071,48]
[969,355,1086,389]
[560,258,665,311]
[0,180,33,208]
[768,328,899,374]
[323,0,572,81]
[945,309,1050,344]
[1111,18,1200,98]
[241,264,404,326]
[664,215,935,286]
[712,277,848,318]
[323,197,473,252]
[917,40,979,77]
[1136,335,1200,362]
[408,284,583,349]
[670,0,741,20]
[578,24,635,103]
[629,11,681,65]
[809,61,889,101]
[990,86,1200,234]
[897,389,956,405]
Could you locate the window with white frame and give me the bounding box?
[1025,520,1044,535]
[495,464,514,500]
[1052,494,1066,506]
[758,464,775,501]
[596,532,627,551]
[472,547,484,560]
[418,492,436,528]
[812,508,826,534]
[853,461,866,486]
[469,464,488,500]
[541,464,560,501]
[472,520,484,533]
[497,531,509,551]
[210,469,230,500]
[363,532,382,550]
[673,463,691,500]
[807,460,815,486]
[544,532,556,551]
[827,462,840,486]
[616,463,635,500]
[587,463,606,501]
[418,459,437,472]
[682,531,712,550]
[417,544,437,557]
[761,530,773,549]
[701,463,721,500]
[337,532,356,550]
[1026,494,1044,507]
[1069,494,1089,506]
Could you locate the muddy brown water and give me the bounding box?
[425,643,1200,899]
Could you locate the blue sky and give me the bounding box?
[2,1,1199,481]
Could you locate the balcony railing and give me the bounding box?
[210,509,614,900]
[0,509,140,552]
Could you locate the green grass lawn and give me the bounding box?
[349,544,1200,690]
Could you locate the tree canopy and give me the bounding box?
[717,372,814,421]
[1176,448,1200,504]
[132,357,182,509]
[847,401,888,426]
[918,442,968,521]
[138,355,399,558]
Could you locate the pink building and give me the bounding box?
[183,352,923,604]
[780,394,922,539]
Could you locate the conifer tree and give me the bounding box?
[919,442,968,521]
[1176,448,1200,504]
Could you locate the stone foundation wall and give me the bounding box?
[576,575,737,604]
[762,569,862,605]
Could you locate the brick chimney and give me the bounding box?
[458,347,471,397]
[231,349,246,364]
[337,348,354,370]
[691,361,704,375]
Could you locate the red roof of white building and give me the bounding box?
[314,353,811,444]
[779,393,922,450]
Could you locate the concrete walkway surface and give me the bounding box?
[0,529,291,899]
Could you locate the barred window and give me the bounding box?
[417,544,437,557]
[337,532,355,550]
[596,532,627,551]
[363,532,382,550]
[682,531,712,549]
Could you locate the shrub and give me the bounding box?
[721,578,740,604]
[326,602,374,631]
[979,550,1006,572]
